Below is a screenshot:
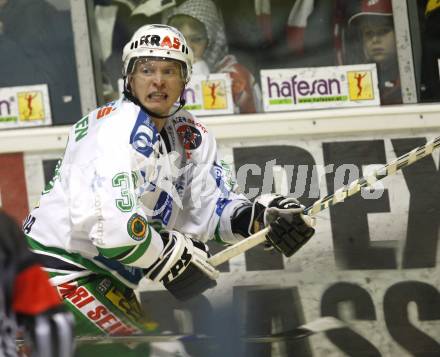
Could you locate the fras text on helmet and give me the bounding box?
[130,34,189,55]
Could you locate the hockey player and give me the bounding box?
[0,211,74,357]
[23,24,314,348]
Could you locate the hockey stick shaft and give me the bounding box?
[208,135,440,267]
[16,317,345,346]
[208,227,269,266]
[305,135,440,216]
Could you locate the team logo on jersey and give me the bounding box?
[176,124,202,150]
[127,214,148,241]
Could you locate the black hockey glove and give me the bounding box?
[145,231,219,301]
[250,194,315,257]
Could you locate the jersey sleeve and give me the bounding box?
[64,106,164,269]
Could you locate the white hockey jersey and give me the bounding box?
[25,98,249,288]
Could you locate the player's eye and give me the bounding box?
[163,68,177,75]
[140,66,154,75]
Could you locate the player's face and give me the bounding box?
[360,18,396,65]
[129,58,185,117]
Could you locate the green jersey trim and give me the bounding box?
[214,223,229,246]
[96,245,135,260]
[119,227,152,265]
[25,236,140,288]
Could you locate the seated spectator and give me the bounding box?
[163,0,263,114]
[348,0,402,105]
[420,0,440,101]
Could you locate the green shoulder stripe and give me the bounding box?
[120,227,152,265]
[95,224,152,265]
[96,245,135,260]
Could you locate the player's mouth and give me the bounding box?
[148,92,168,101]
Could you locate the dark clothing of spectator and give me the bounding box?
[420,1,440,101]
[0,210,74,357]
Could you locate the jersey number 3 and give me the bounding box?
[112,172,135,212]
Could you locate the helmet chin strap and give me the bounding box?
[123,78,186,120]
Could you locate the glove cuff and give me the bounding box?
[145,231,219,285]
[145,231,191,283]
[248,200,266,235]
[248,194,283,235]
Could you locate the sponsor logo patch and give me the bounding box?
[96,278,112,295]
[96,101,117,120]
[176,124,202,150]
[127,214,148,241]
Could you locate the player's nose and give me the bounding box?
[151,72,166,86]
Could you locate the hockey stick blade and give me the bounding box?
[208,135,440,267]
[243,317,347,343]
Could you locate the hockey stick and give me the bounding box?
[74,318,342,344]
[16,334,210,349]
[208,135,440,267]
[243,316,346,342]
[16,317,346,346]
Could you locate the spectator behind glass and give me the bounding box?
[348,0,402,105]
[163,0,262,114]
[0,0,81,125]
[420,0,440,102]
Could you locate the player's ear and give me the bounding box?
[128,75,135,95]
[181,77,186,92]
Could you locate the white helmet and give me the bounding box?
[122,24,193,83]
